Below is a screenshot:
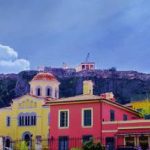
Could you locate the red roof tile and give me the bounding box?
[32,72,56,81]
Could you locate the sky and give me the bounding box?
[0,0,150,73]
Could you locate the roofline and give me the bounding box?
[80,62,95,64]
[101,99,140,116]
[12,93,47,101]
[45,97,140,116]
[0,106,11,110]
[46,99,100,105]
[29,79,60,84]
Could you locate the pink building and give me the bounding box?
[46,83,150,150]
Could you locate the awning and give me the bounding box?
[116,128,150,136]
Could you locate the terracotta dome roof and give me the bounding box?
[32,72,57,81]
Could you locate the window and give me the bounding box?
[110,110,115,121]
[18,113,37,126]
[6,116,11,127]
[82,65,85,69]
[139,136,149,150]
[82,135,93,143]
[31,116,34,125]
[36,87,41,96]
[106,137,115,149]
[59,136,69,150]
[136,108,142,112]
[82,108,93,127]
[33,115,36,125]
[36,136,42,144]
[125,137,135,147]
[46,87,52,97]
[25,116,28,125]
[145,114,150,119]
[59,110,69,128]
[123,114,128,121]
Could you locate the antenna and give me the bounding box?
[85,53,90,62]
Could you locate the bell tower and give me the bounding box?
[29,72,60,98]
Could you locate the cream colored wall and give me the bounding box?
[0,95,49,141]
[83,80,93,95]
[30,80,59,98]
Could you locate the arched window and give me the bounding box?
[36,87,41,96]
[18,112,37,126]
[33,115,36,125]
[19,116,22,126]
[31,112,37,125]
[4,137,12,148]
[18,113,24,126]
[28,116,30,125]
[46,87,52,97]
[25,116,28,126]
[21,115,24,126]
[31,116,34,125]
[6,116,11,127]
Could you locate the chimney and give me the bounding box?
[83,80,93,95]
[100,92,116,101]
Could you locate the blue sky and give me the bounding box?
[0,0,150,73]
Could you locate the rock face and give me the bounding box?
[1,68,150,107]
[0,73,17,107]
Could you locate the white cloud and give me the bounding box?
[0,44,30,73]
[0,44,18,60]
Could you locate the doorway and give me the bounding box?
[139,136,149,150]
[106,137,115,150]
[59,136,69,150]
[22,131,32,149]
[4,137,12,149]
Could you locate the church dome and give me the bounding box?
[32,72,56,81]
[30,72,60,98]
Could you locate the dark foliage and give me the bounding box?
[1,69,150,107]
[82,139,103,150]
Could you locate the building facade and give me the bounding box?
[131,100,150,119]
[76,62,95,72]
[47,81,150,150]
[0,72,60,149]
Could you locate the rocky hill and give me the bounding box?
[1,68,150,108]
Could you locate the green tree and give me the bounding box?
[20,141,28,150]
[82,139,103,150]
